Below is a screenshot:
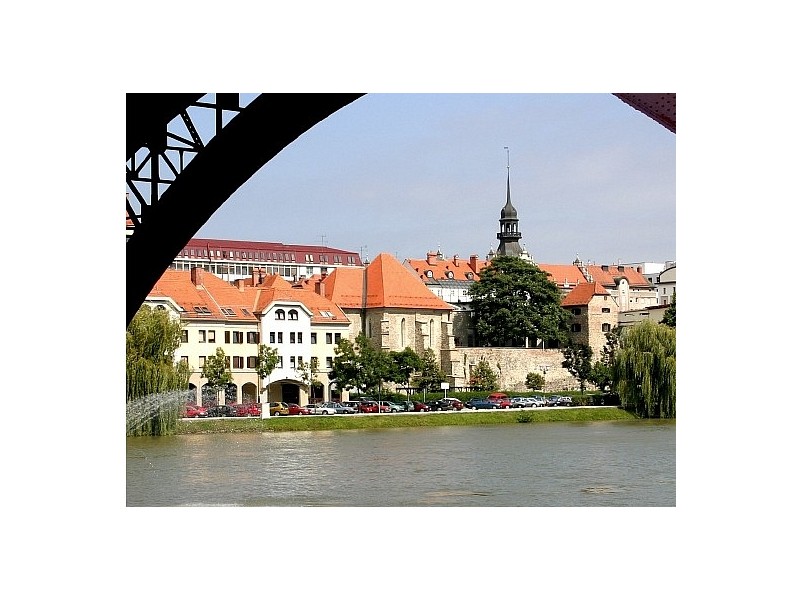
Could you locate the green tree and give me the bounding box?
[561,342,593,395]
[126,305,190,436]
[470,255,571,347]
[329,334,392,397]
[589,327,621,392]
[525,371,545,391]
[202,347,233,403]
[470,358,498,391]
[389,347,425,388]
[411,348,445,391]
[297,357,322,396]
[255,344,280,403]
[614,320,676,418]
[661,292,676,328]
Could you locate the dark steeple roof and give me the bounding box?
[495,152,523,257]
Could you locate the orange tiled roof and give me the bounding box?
[321,254,452,311]
[405,255,483,283]
[536,264,589,288]
[562,281,610,306]
[251,286,349,325]
[148,269,257,321]
[586,264,652,288]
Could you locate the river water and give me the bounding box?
[126,420,675,507]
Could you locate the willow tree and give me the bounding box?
[126,305,190,435]
[614,320,676,418]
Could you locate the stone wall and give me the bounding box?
[447,347,587,393]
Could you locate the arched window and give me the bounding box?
[400,318,406,348]
[288,309,299,320]
[275,309,285,320]
[429,319,435,348]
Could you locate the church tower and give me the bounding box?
[495,148,523,257]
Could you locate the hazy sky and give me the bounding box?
[194,93,675,266]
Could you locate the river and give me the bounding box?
[126,419,675,507]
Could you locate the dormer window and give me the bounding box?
[275,309,285,320]
[445,271,454,279]
[425,270,433,278]
[466,272,474,280]
[288,309,299,320]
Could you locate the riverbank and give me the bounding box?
[175,407,638,434]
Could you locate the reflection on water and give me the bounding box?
[127,420,675,507]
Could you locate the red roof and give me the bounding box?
[562,281,610,306]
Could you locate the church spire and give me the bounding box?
[495,147,523,257]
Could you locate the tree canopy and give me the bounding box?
[614,320,676,418]
[470,255,570,347]
[561,342,593,395]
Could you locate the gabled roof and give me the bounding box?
[537,264,589,288]
[586,264,652,288]
[561,281,611,306]
[404,256,483,283]
[251,286,349,325]
[321,253,452,311]
[148,269,257,321]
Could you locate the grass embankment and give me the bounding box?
[175,407,637,435]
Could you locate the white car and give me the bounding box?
[311,402,340,415]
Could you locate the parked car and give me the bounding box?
[442,398,464,410]
[287,403,311,416]
[358,401,380,413]
[556,396,573,406]
[530,396,547,407]
[334,403,357,414]
[411,401,429,412]
[184,404,209,418]
[378,400,404,413]
[311,402,341,415]
[245,403,262,417]
[510,397,534,408]
[205,405,229,417]
[269,402,290,416]
[487,392,509,400]
[425,399,451,411]
[545,396,561,407]
[465,398,498,410]
[489,397,512,409]
[341,401,361,413]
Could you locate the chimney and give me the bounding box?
[191,267,204,287]
[453,254,460,267]
[469,254,480,273]
[236,279,245,291]
[315,278,326,298]
[426,251,438,266]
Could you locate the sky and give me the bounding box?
[193,93,676,267]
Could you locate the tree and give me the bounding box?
[561,342,593,395]
[470,255,571,347]
[126,305,190,435]
[589,327,621,392]
[525,371,545,391]
[411,348,445,391]
[202,347,233,402]
[297,357,322,398]
[614,320,676,418]
[255,344,280,403]
[661,292,676,328]
[329,334,393,397]
[470,358,498,391]
[389,347,425,389]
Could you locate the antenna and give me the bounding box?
[504,146,510,170]
[319,234,327,247]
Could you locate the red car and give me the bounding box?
[358,401,379,413]
[287,403,311,416]
[244,403,261,417]
[184,404,209,418]
[411,402,429,412]
[489,398,512,409]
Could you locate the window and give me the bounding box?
[247,356,257,369]
[181,330,188,343]
[290,356,296,368]
[326,357,333,369]
[277,332,283,344]
[275,309,285,320]
[571,324,582,332]
[311,333,317,344]
[601,307,611,313]
[602,323,611,333]
[571,308,581,315]
[290,332,296,344]
[334,333,341,343]
[180,356,188,365]
[247,331,259,344]
[225,331,231,344]
[232,331,244,344]
[199,356,206,367]
[277,356,283,368]
[233,356,244,369]
[288,309,299,320]
[326,333,333,344]
[221,307,236,316]
[208,330,216,343]
[199,330,207,343]
[310,357,318,370]
[297,332,303,344]
[269,332,275,344]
